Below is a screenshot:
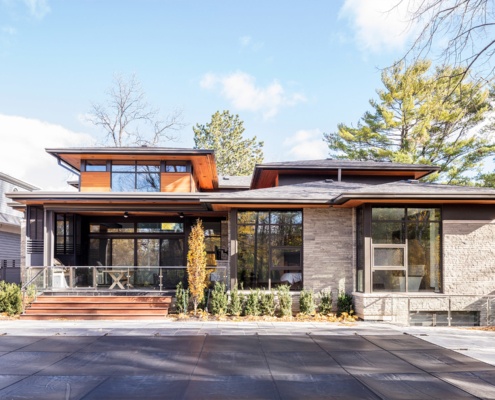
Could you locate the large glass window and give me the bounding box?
[55,213,74,255]
[371,207,441,292]
[111,161,160,192]
[237,210,302,290]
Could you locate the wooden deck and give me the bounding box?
[22,295,172,320]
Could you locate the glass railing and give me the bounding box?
[24,265,228,292]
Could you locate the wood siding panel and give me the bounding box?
[80,172,111,192]
[161,173,192,192]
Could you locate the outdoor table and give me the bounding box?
[103,269,134,289]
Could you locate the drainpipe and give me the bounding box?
[57,159,80,177]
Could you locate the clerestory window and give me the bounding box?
[111,161,160,192]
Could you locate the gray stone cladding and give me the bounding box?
[354,219,495,326]
[303,208,354,310]
[443,221,495,295]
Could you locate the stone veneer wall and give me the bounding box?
[354,216,495,326]
[303,208,354,309]
[443,221,495,295]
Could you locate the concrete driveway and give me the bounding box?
[0,320,493,399]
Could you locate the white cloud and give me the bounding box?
[283,129,328,160]
[238,35,264,51]
[339,0,417,53]
[200,71,306,119]
[23,0,50,19]
[1,26,16,35]
[239,35,251,47]
[0,114,93,190]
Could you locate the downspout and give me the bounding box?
[57,159,80,177]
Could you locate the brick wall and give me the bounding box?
[303,208,354,306]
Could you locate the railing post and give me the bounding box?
[159,268,163,291]
[448,296,452,327]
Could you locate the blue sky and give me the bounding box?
[0,0,419,190]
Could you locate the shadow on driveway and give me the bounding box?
[0,334,493,399]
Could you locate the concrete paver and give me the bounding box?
[0,320,492,398]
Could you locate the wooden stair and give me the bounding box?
[21,295,172,320]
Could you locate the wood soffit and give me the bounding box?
[48,150,218,190]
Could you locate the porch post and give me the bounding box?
[229,209,237,290]
[43,209,54,267]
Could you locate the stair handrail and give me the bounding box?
[21,267,47,314]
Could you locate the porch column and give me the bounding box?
[229,209,237,290]
[43,209,55,266]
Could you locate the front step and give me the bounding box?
[22,295,172,320]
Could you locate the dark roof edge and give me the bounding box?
[45,147,215,155]
[333,192,495,205]
[255,163,440,171]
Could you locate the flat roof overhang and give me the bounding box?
[46,147,219,190]
[5,192,227,217]
[251,165,440,189]
[332,193,495,208]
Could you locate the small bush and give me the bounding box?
[244,290,260,316]
[259,290,276,316]
[277,284,292,317]
[175,282,189,314]
[0,281,22,316]
[337,291,353,316]
[228,284,244,316]
[210,282,229,316]
[318,290,333,315]
[299,289,315,315]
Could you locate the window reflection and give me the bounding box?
[237,211,302,290]
[371,207,441,293]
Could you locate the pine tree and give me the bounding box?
[324,60,495,184]
[193,110,264,176]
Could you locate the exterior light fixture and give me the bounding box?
[124,211,129,218]
[179,212,184,219]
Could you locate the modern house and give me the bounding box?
[0,172,38,283]
[7,146,495,325]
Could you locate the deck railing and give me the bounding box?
[23,265,228,293]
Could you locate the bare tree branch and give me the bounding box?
[393,0,495,86]
[87,73,185,147]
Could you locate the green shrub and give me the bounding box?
[337,291,353,316]
[244,289,260,316]
[277,284,292,317]
[175,281,189,313]
[299,289,315,315]
[318,290,333,315]
[228,284,244,316]
[259,290,276,316]
[0,281,22,316]
[210,282,228,316]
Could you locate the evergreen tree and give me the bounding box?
[324,60,495,184]
[193,110,264,176]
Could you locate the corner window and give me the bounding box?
[237,210,302,290]
[371,207,441,292]
[85,160,107,172]
[111,161,160,192]
[165,163,188,173]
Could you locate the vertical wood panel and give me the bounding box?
[160,173,192,192]
[80,172,111,192]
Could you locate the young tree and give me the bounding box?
[187,219,207,315]
[193,110,264,176]
[394,0,495,85]
[88,73,184,147]
[324,60,495,184]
